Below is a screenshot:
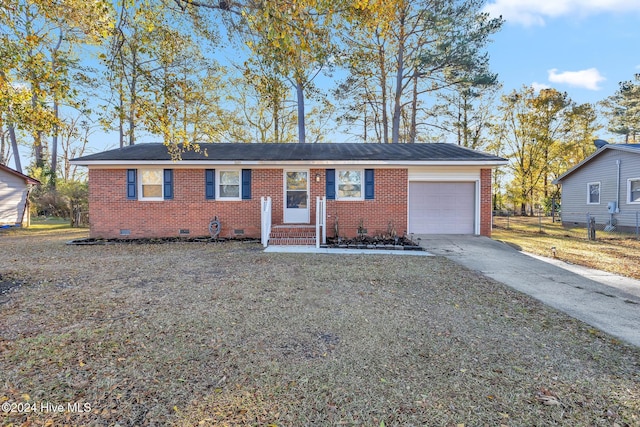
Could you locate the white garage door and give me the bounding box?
[409,182,475,234]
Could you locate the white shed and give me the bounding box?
[0,164,40,227]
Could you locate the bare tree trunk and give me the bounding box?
[31,88,46,169]
[8,120,21,173]
[391,10,406,144]
[119,77,125,148]
[128,48,137,146]
[273,94,281,143]
[408,71,418,143]
[0,124,6,165]
[363,106,367,142]
[50,31,63,188]
[0,71,22,172]
[51,100,59,188]
[129,74,136,146]
[296,79,305,144]
[378,41,389,144]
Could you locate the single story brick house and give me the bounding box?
[553,143,640,232]
[71,143,506,243]
[0,164,40,227]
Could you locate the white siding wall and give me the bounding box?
[0,170,29,225]
[561,149,640,229]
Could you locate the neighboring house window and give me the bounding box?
[216,169,251,200]
[629,178,640,203]
[133,169,173,201]
[587,182,600,204]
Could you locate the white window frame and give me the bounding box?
[336,169,364,201]
[139,168,164,201]
[628,178,640,204]
[216,170,241,200]
[587,181,600,205]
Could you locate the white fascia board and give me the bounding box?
[71,159,508,168]
[554,144,640,183]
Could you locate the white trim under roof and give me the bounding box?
[554,144,640,183]
[71,159,508,168]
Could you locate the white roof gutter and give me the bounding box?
[71,159,508,167]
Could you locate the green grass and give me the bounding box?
[1,217,86,236]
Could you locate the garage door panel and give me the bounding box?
[409,182,475,234]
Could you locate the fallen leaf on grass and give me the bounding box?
[536,388,562,406]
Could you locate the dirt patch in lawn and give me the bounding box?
[0,274,24,303]
[0,229,638,426]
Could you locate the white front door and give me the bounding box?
[284,170,310,223]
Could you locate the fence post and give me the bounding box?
[538,211,542,233]
[586,213,589,240]
[587,214,596,241]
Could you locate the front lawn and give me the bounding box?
[493,216,640,280]
[1,229,638,426]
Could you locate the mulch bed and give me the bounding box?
[325,235,423,250]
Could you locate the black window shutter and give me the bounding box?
[205,169,215,200]
[364,169,374,200]
[163,169,174,200]
[126,169,137,199]
[326,169,335,200]
[241,169,251,199]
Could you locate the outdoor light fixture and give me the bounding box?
[315,173,321,182]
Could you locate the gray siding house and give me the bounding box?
[554,144,640,232]
[0,164,40,227]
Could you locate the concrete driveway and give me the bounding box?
[416,235,640,348]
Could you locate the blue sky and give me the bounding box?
[483,0,640,106]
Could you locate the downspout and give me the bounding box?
[616,159,621,213]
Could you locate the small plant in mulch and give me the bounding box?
[326,219,422,250]
[326,234,422,250]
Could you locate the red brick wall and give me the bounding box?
[88,167,493,239]
[88,168,409,239]
[89,168,267,239]
[325,169,408,238]
[480,168,492,237]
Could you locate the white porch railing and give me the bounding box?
[261,196,272,247]
[315,196,326,248]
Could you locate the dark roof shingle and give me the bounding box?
[73,143,506,163]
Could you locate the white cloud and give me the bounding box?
[547,68,606,90]
[531,82,552,91]
[483,0,640,26]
